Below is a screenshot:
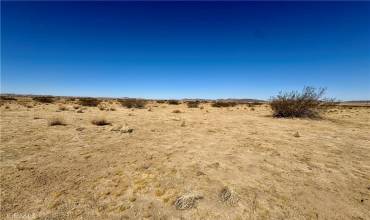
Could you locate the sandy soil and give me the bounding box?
[1,99,369,220]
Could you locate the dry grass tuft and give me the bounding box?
[118,99,147,109]
[174,192,203,210]
[293,131,300,137]
[187,101,200,108]
[219,187,239,206]
[79,98,101,107]
[48,117,66,126]
[91,117,111,126]
[168,100,180,105]
[33,96,54,103]
[211,101,237,108]
[58,105,68,111]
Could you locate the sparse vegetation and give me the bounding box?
[156,100,166,104]
[172,109,181,113]
[48,117,66,126]
[186,101,200,108]
[58,105,68,111]
[0,96,17,101]
[168,100,180,105]
[91,117,111,126]
[79,98,101,107]
[118,99,147,109]
[211,101,237,108]
[33,96,54,103]
[270,87,332,118]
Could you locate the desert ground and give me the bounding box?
[1,98,369,220]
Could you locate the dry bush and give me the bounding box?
[168,100,180,105]
[156,100,166,104]
[186,101,200,108]
[73,105,80,109]
[79,98,101,107]
[98,104,107,111]
[211,101,237,108]
[48,117,66,126]
[270,87,333,118]
[118,99,147,109]
[33,96,54,103]
[247,102,264,107]
[91,117,111,126]
[172,109,181,113]
[0,96,17,101]
[58,105,68,111]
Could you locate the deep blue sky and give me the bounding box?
[1,2,369,100]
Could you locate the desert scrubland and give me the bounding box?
[1,97,369,219]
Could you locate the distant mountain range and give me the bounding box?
[1,93,369,103]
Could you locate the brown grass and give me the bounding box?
[211,101,237,108]
[48,117,66,126]
[33,96,54,103]
[79,98,101,107]
[168,100,180,105]
[91,117,111,126]
[186,101,200,108]
[118,99,147,109]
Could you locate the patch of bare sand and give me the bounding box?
[1,100,369,219]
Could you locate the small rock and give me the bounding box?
[76,127,85,131]
[121,127,134,133]
[196,171,206,176]
[293,131,300,138]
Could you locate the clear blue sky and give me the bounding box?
[1,1,369,100]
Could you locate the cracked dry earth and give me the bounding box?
[1,100,370,219]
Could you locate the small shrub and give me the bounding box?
[187,101,200,108]
[168,100,180,105]
[211,101,237,108]
[270,86,332,118]
[73,105,80,109]
[33,96,54,103]
[91,117,111,126]
[0,96,17,101]
[48,117,66,126]
[98,104,107,111]
[172,109,181,113]
[79,98,101,107]
[58,105,68,111]
[247,102,264,107]
[156,100,166,104]
[118,99,147,109]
